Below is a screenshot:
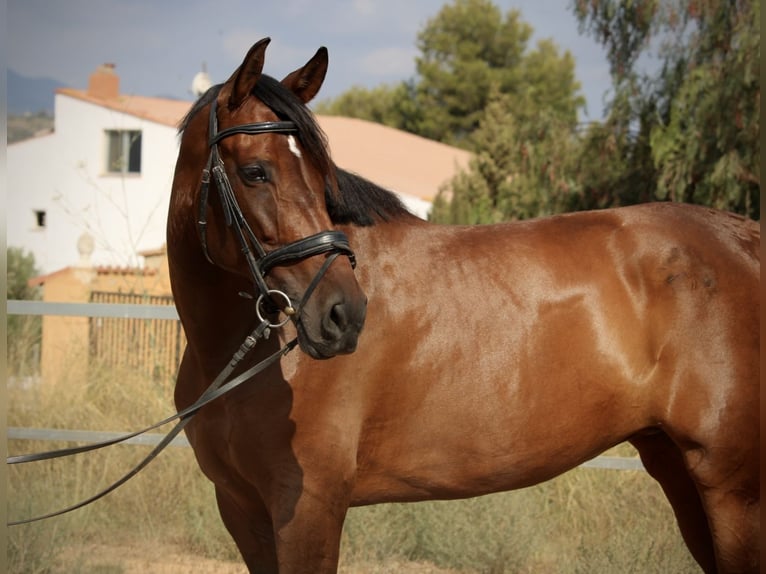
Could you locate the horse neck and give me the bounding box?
[173,256,254,339]
[342,215,430,258]
[167,199,282,387]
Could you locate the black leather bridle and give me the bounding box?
[198,97,355,313]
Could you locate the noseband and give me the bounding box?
[198,98,355,313]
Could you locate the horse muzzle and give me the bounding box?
[296,293,367,359]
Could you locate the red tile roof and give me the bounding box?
[318,115,471,201]
[56,87,192,128]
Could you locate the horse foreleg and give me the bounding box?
[215,485,279,573]
[269,479,351,573]
[696,485,759,574]
[630,432,717,573]
[692,453,760,574]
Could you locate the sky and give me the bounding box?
[7,0,614,121]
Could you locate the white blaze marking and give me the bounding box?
[287,135,302,158]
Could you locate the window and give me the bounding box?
[106,130,142,174]
[33,209,46,229]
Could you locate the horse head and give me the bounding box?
[170,38,366,359]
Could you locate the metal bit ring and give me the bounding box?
[256,290,295,329]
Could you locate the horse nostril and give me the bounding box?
[320,298,366,347]
[329,303,349,331]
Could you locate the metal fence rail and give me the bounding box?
[8,427,644,470]
[7,300,646,471]
[7,299,179,319]
[8,426,191,448]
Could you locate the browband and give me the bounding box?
[211,121,298,146]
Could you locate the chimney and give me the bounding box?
[88,63,119,99]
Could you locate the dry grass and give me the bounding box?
[8,357,241,573]
[340,469,701,573]
[9,342,701,573]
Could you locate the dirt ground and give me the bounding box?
[71,544,246,574]
[64,543,464,574]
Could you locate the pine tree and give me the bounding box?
[431,89,581,223]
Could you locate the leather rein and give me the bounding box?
[8,98,356,526]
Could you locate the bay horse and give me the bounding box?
[168,39,760,574]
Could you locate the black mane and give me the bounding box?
[179,82,221,133]
[180,77,415,227]
[328,169,415,226]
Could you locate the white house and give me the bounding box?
[8,64,190,273]
[8,64,471,275]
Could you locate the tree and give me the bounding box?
[572,80,659,210]
[431,87,582,223]
[650,1,760,217]
[314,83,412,128]
[415,0,585,147]
[317,0,584,150]
[574,0,760,219]
[7,247,40,300]
[411,0,529,144]
[7,247,42,377]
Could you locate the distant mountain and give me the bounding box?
[8,69,67,115]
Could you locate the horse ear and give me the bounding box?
[228,37,271,109]
[281,47,328,104]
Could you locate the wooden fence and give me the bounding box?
[88,291,185,382]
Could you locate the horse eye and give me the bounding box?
[240,164,268,184]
